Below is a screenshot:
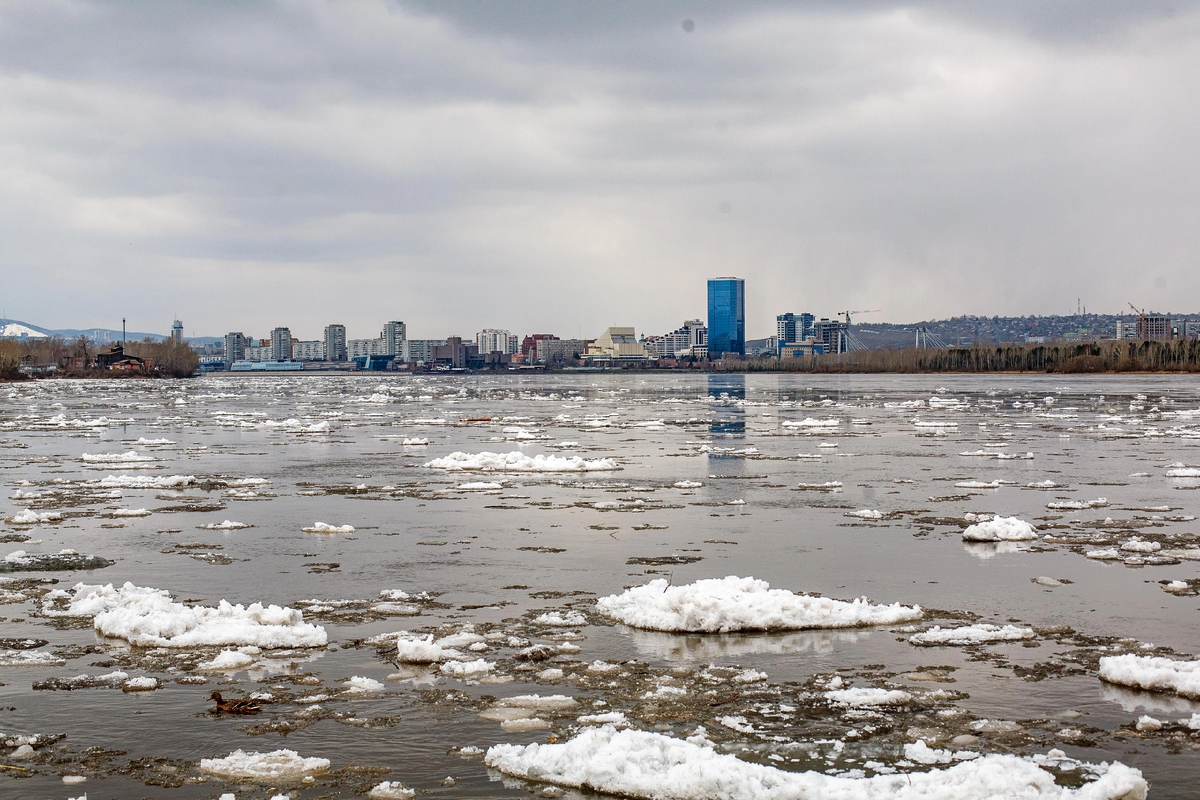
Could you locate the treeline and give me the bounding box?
[0,336,199,380]
[714,339,1200,373]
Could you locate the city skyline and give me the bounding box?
[3,3,1199,337]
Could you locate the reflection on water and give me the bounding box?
[628,627,867,661]
[707,374,745,438]
[1100,682,1200,715]
[963,541,1029,560]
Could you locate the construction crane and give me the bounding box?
[839,309,881,327]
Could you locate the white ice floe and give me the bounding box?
[1047,498,1109,510]
[135,438,175,445]
[6,508,62,524]
[782,418,840,428]
[344,676,385,694]
[97,475,195,489]
[440,658,493,678]
[904,740,979,764]
[534,610,587,627]
[200,649,257,672]
[123,676,159,692]
[673,481,703,489]
[1099,654,1200,699]
[795,481,842,491]
[0,649,66,667]
[1120,538,1161,553]
[484,725,1147,800]
[1087,549,1122,561]
[43,582,327,648]
[200,520,252,530]
[381,633,459,663]
[1167,467,1200,477]
[425,451,618,472]
[458,481,504,490]
[595,577,922,633]
[910,624,1036,646]
[111,508,151,517]
[368,781,416,799]
[81,451,155,464]
[1135,715,1163,732]
[849,509,883,520]
[824,687,912,707]
[961,516,1038,542]
[955,480,1004,489]
[303,522,355,534]
[199,749,330,781]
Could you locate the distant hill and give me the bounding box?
[853,312,1199,349]
[0,318,184,343]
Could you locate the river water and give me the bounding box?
[1,373,1198,799]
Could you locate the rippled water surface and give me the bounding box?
[2,373,1199,798]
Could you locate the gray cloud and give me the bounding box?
[1,0,1198,340]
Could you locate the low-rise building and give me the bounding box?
[432,336,477,368]
[587,328,656,363]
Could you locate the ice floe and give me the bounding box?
[595,577,921,633]
[303,522,355,534]
[484,725,1147,800]
[1099,654,1200,699]
[961,516,1038,542]
[909,624,1036,646]
[42,582,327,648]
[425,451,618,472]
[199,749,330,781]
[5,509,63,524]
[824,687,912,707]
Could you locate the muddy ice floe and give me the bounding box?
[1,549,112,572]
[424,451,618,472]
[1099,654,1200,699]
[484,725,1147,800]
[909,624,1036,646]
[961,516,1038,542]
[41,582,328,648]
[199,748,330,781]
[595,577,922,633]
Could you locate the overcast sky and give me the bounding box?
[2,1,1198,340]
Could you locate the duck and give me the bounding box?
[208,690,261,715]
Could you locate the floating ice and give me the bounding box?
[199,749,330,781]
[200,650,257,671]
[1,549,111,572]
[344,676,385,694]
[425,451,618,472]
[796,481,842,491]
[1047,498,1109,510]
[824,687,912,706]
[595,577,922,633]
[368,781,416,799]
[674,481,703,489]
[1087,549,1122,561]
[303,522,355,534]
[0,649,66,667]
[200,521,252,530]
[122,676,159,692]
[849,509,883,520]
[440,658,493,678]
[135,438,175,445]
[6,509,63,524]
[1167,468,1200,477]
[910,624,1036,646]
[782,418,840,428]
[534,610,587,627]
[1120,539,1161,553]
[81,451,155,464]
[484,725,1147,800]
[97,475,195,489]
[955,480,1003,489]
[111,508,151,517]
[1099,654,1200,699]
[961,516,1038,542]
[458,481,504,490]
[43,582,327,648]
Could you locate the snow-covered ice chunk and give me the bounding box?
[43,582,327,648]
[1120,538,1161,553]
[595,577,921,633]
[6,509,63,524]
[783,418,840,428]
[303,522,355,534]
[824,687,912,706]
[484,725,1147,800]
[458,481,503,490]
[82,451,155,463]
[200,650,257,672]
[122,676,159,692]
[849,509,883,520]
[200,520,252,530]
[344,676,385,694]
[1099,654,1200,699]
[368,781,416,799]
[961,516,1037,542]
[425,451,618,472]
[910,624,1036,646]
[1047,498,1109,510]
[534,610,587,627]
[111,508,151,517]
[440,659,493,678]
[1087,549,1122,561]
[97,475,195,489]
[199,749,330,781]
[674,481,703,488]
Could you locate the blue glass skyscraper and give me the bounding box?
[707,277,745,357]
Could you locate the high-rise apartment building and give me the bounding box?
[323,324,347,361]
[707,277,745,358]
[476,329,518,355]
[647,320,706,358]
[382,321,406,356]
[270,327,292,361]
[776,312,815,354]
[223,332,247,368]
[171,319,184,346]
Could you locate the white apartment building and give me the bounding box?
[223,332,247,367]
[402,339,446,363]
[244,345,271,362]
[382,321,407,356]
[324,324,347,361]
[476,329,518,355]
[647,319,706,358]
[292,340,325,361]
[348,338,389,358]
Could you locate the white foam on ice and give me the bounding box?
[425,451,618,472]
[1099,654,1200,699]
[484,725,1147,800]
[43,582,327,648]
[910,624,1036,646]
[199,749,330,781]
[595,577,922,633]
[961,516,1037,542]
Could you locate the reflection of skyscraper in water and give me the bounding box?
[707,374,745,438]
